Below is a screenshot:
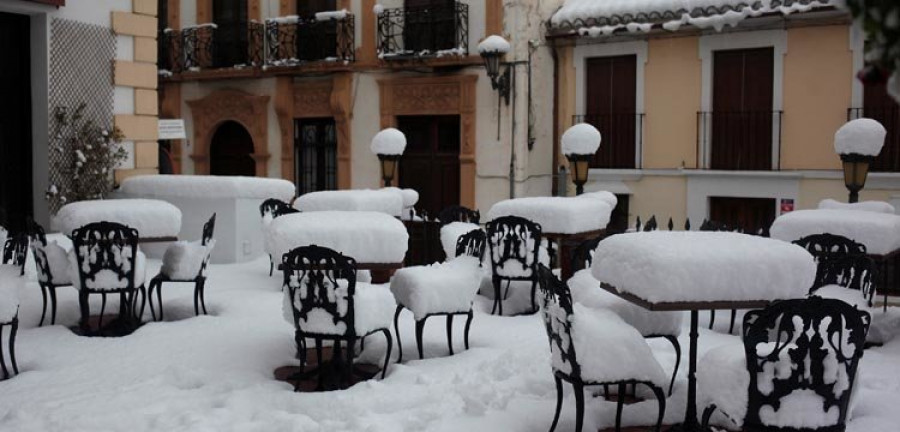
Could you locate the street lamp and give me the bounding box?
[561,123,601,195]
[371,128,406,187]
[834,118,886,203]
[478,35,511,105]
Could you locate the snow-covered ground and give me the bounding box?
[2,251,900,431]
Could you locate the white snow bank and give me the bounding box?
[770,209,900,255]
[440,222,480,260]
[591,231,815,303]
[370,128,406,155]
[69,249,147,290]
[835,118,887,157]
[561,123,602,156]
[315,9,348,21]
[293,188,411,217]
[54,199,182,239]
[32,241,72,285]
[161,240,214,280]
[390,256,482,320]
[265,211,408,264]
[477,35,510,54]
[283,279,395,336]
[119,175,295,201]
[0,265,21,322]
[818,199,895,214]
[488,196,611,234]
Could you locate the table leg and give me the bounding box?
[669,310,704,432]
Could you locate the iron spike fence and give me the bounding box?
[264,13,355,67]
[377,1,469,60]
[573,113,644,169]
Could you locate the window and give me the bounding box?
[295,119,337,195]
[212,0,249,67]
[582,55,639,169]
[708,197,776,235]
[403,0,457,54]
[295,0,338,61]
[862,79,900,171]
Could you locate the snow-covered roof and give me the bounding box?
[549,0,840,37]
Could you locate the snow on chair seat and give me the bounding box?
[699,297,870,431]
[147,214,216,321]
[440,221,480,261]
[29,221,73,326]
[2,232,28,276]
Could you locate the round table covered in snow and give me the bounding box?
[293,188,418,218]
[53,199,182,243]
[590,231,816,432]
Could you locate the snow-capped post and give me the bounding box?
[478,35,511,105]
[561,123,601,195]
[834,118,886,203]
[371,128,406,187]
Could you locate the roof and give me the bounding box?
[549,0,841,37]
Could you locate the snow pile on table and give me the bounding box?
[265,211,408,264]
[294,188,411,217]
[591,231,815,303]
[390,256,482,319]
[0,264,21,322]
[119,175,295,202]
[161,240,215,280]
[282,278,395,335]
[477,35,510,54]
[68,249,147,290]
[770,209,900,255]
[32,241,72,285]
[53,199,182,239]
[818,199,895,214]
[568,269,682,337]
[835,118,887,157]
[561,123,601,155]
[441,222,481,260]
[488,196,612,234]
[370,128,406,155]
[579,190,618,208]
[315,9,348,21]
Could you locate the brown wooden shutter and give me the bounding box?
[584,55,637,169]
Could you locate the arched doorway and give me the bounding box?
[210,121,255,176]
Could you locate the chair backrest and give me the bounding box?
[455,228,486,260]
[2,233,28,274]
[793,234,867,262]
[71,221,140,292]
[811,253,877,302]
[571,236,603,273]
[201,213,217,246]
[486,215,542,280]
[282,245,358,337]
[537,265,581,379]
[742,297,870,431]
[27,218,47,246]
[260,198,299,220]
[438,205,481,226]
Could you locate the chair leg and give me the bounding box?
[701,404,717,430]
[464,309,473,350]
[708,310,715,330]
[728,309,737,334]
[0,325,7,379]
[98,293,107,330]
[649,383,667,432]
[615,383,626,432]
[530,280,538,314]
[491,277,501,316]
[147,281,158,321]
[548,375,563,432]
[78,290,90,333]
[38,285,48,326]
[9,320,18,375]
[49,286,58,325]
[269,255,274,277]
[573,382,585,432]
[137,286,147,321]
[193,279,200,316]
[199,279,208,315]
[393,305,403,363]
[345,338,355,387]
[381,328,392,380]
[415,318,426,359]
[446,315,454,356]
[661,335,681,396]
[315,339,323,366]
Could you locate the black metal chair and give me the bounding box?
[261,198,300,276]
[2,232,28,276]
[793,233,868,261]
[701,297,870,431]
[0,266,20,380]
[570,237,682,396]
[71,222,147,336]
[538,265,666,432]
[282,245,393,390]
[392,229,486,362]
[438,205,480,226]
[486,215,542,316]
[29,221,73,326]
[810,253,877,301]
[147,213,216,321]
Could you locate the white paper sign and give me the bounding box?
[158,119,186,140]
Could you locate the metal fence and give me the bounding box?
[377,1,468,59]
[264,14,355,67]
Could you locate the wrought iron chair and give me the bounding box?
[810,253,876,301]
[437,205,481,226]
[2,232,28,276]
[391,229,486,362]
[71,222,147,335]
[700,297,870,432]
[282,245,394,390]
[0,265,20,380]
[29,221,73,326]
[147,213,216,321]
[260,198,300,276]
[486,215,542,315]
[794,233,878,310]
[570,237,682,396]
[538,265,667,432]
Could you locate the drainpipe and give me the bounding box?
[550,39,560,196]
[509,62,517,199]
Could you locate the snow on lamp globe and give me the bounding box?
[371,128,406,187]
[834,118,886,203]
[561,123,601,195]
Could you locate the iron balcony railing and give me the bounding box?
[573,113,644,169]
[848,106,900,172]
[264,13,355,66]
[163,22,265,73]
[696,111,783,170]
[377,1,469,59]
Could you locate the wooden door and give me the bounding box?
[585,55,637,168]
[210,121,255,177]
[294,118,337,195]
[711,48,774,170]
[0,12,32,231]
[213,0,248,67]
[397,115,460,217]
[863,80,900,171]
[709,197,776,235]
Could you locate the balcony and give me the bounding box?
[159,22,265,74]
[376,1,469,60]
[264,12,355,67]
[849,106,900,172]
[573,113,644,169]
[696,111,783,170]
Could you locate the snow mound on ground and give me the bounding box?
[53,199,182,239]
[477,35,510,54]
[294,189,406,217]
[591,231,815,303]
[818,199,895,214]
[488,196,611,234]
[835,118,886,157]
[371,128,406,155]
[440,222,480,260]
[390,256,482,320]
[119,175,295,201]
[0,265,21,322]
[770,209,900,255]
[561,123,602,156]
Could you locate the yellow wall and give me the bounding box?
[798,179,895,210]
[644,36,702,169]
[781,25,853,170]
[624,176,688,227]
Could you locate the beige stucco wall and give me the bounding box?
[798,178,896,210]
[624,176,688,227]
[643,36,702,169]
[781,25,853,170]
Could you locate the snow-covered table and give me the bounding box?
[293,188,418,217]
[265,211,409,282]
[488,192,615,279]
[590,231,816,432]
[53,199,182,243]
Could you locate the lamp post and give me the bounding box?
[834,118,886,203]
[478,35,512,105]
[561,123,601,195]
[371,128,406,187]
